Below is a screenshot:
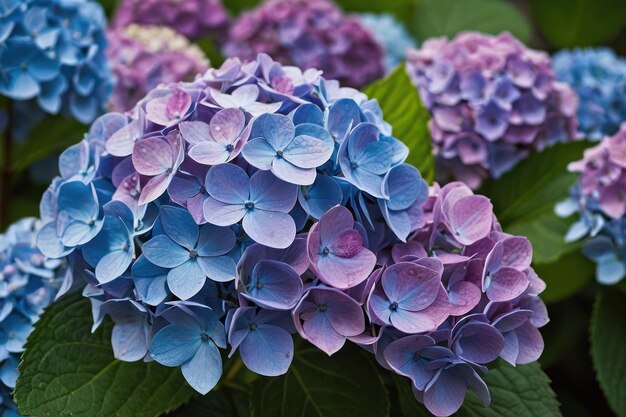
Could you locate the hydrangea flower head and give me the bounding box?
[357,13,416,72]
[0,0,114,123]
[37,54,547,416]
[106,24,209,112]
[224,0,385,88]
[0,219,66,414]
[553,48,626,140]
[557,123,626,284]
[407,32,579,188]
[112,0,229,42]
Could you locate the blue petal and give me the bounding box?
[167,259,207,300]
[196,224,236,256]
[58,181,99,222]
[299,175,343,219]
[95,249,133,284]
[143,235,189,268]
[327,99,362,141]
[197,255,236,283]
[160,205,199,250]
[151,324,202,367]
[240,324,293,376]
[181,340,222,394]
[291,103,324,126]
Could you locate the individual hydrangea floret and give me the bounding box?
[557,122,626,284]
[37,54,548,417]
[0,219,66,414]
[106,24,209,112]
[0,0,114,123]
[553,48,626,140]
[357,13,416,72]
[224,0,385,88]
[112,0,229,42]
[406,32,579,188]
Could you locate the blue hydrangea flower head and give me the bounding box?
[553,48,626,140]
[357,13,416,72]
[0,218,65,414]
[35,54,548,416]
[0,0,114,123]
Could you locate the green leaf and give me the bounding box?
[392,374,431,417]
[529,0,626,47]
[411,0,531,44]
[591,288,626,416]
[10,116,85,173]
[15,293,195,417]
[364,64,434,183]
[250,344,390,417]
[457,361,561,417]
[167,388,250,417]
[534,250,594,303]
[479,141,592,264]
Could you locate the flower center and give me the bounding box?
[389,301,399,311]
[256,281,264,289]
[87,219,95,226]
[245,201,255,210]
[226,144,234,152]
[200,332,209,341]
[189,250,198,259]
[198,185,207,194]
[322,247,330,255]
[318,304,328,312]
[276,150,284,158]
[412,352,421,362]
[250,323,257,331]
[350,161,359,169]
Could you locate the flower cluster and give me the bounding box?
[557,123,626,285]
[112,0,229,42]
[357,13,416,72]
[553,48,626,140]
[106,24,209,113]
[406,32,579,189]
[0,0,113,123]
[37,54,547,417]
[0,219,65,414]
[223,0,385,88]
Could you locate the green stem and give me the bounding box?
[1,99,13,230]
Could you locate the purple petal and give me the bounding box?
[240,325,293,376]
[249,170,298,212]
[271,157,316,185]
[132,137,173,176]
[423,369,467,417]
[486,267,528,302]
[448,195,493,245]
[382,263,440,311]
[203,197,246,226]
[205,163,250,204]
[189,142,231,165]
[316,250,376,289]
[138,174,171,205]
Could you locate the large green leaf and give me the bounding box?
[250,344,389,417]
[10,116,85,173]
[411,0,530,43]
[364,64,434,183]
[15,293,195,417]
[529,0,626,48]
[393,361,559,417]
[479,141,592,264]
[591,288,626,416]
[534,251,594,303]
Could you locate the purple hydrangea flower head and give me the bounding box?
[106,24,209,112]
[35,54,547,413]
[112,0,229,42]
[407,32,579,188]
[224,0,385,88]
[0,0,114,123]
[557,123,626,284]
[0,219,66,412]
[553,48,626,140]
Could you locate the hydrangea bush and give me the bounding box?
[557,123,626,285]
[112,0,229,42]
[224,0,385,88]
[0,0,114,123]
[357,13,416,72]
[406,32,579,189]
[0,219,65,415]
[106,24,209,113]
[37,54,548,416]
[553,48,626,140]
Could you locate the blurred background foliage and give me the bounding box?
[2,0,625,415]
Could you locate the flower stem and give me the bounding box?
[1,99,13,230]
